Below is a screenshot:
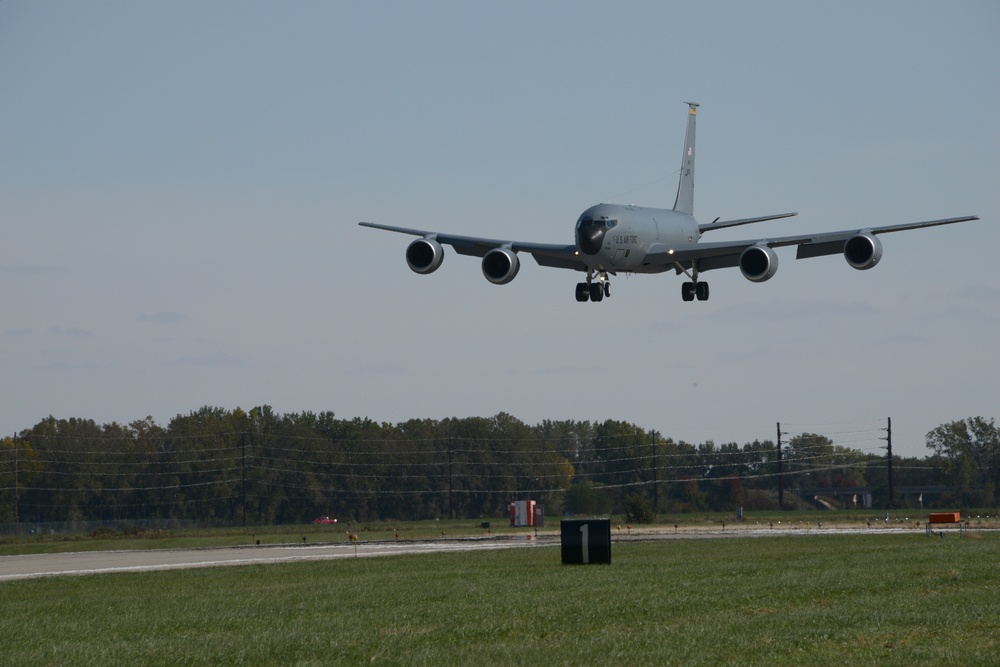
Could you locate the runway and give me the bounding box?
[0,536,552,581]
[2,523,977,582]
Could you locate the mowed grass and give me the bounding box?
[2,533,998,666]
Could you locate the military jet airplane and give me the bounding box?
[360,104,979,302]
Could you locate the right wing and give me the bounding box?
[698,212,798,233]
[358,222,586,271]
[642,215,981,274]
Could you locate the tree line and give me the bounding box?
[1,407,997,526]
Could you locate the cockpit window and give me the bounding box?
[577,217,618,229]
[577,215,615,255]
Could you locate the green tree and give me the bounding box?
[0,436,39,522]
[564,481,611,516]
[669,476,707,512]
[162,407,244,522]
[707,474,746,511]
[926,417,1000,506]
[787,433,867,490]
[623,493,655,523]
[591,420,655,511]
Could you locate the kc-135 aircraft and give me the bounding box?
[360,104,979,303]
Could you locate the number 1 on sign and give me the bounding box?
[580,523,589,564]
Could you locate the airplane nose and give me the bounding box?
[577,225,605,255]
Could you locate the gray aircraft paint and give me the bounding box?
[359,104,979,302]
[672,102,698,216]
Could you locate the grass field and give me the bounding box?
[2,531,998,666]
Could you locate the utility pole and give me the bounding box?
[776,423,784,509]
[884,417,894,505]
[240,431,247,528]
[13,433,19,534]
[447,446,454,520]
[651,435,658,512]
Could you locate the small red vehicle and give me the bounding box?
[312,516,338,525]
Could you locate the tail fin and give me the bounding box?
[672,102,698,215]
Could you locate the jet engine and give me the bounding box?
[844,231,883,270]
[482,247,520,285]
[739,243,779,282]
[405,238,445,274]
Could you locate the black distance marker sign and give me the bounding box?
[560,519,611,565]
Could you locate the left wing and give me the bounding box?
[643,215,981,274]
[358,222,585,270]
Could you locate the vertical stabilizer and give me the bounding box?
[672,102,698,215]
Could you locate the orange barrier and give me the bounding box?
[926,512,967,537]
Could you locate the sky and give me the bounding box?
[2,1,998,458]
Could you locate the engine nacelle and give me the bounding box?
[481,247,520,285]
[405,238,445,274]
[844,231,882,270]
[739,244,779,282]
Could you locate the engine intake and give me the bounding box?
[406,238,445,274]
[844,231,882,270]
[739,244,779,282]
[482,247,520,285]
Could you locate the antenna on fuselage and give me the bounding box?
[672,102,698,216]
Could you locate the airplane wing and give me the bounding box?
[644,216,981,273]
[358,222,586,270]
[698,212,798,233]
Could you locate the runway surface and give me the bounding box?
[2,524,975,582]
[0,537,551,581]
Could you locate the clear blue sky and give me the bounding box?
[2,1,997,457]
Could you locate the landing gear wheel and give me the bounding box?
[575,283,590,302]
[682,281,709,302]
[589,283,604,302]
[603,282,611,298]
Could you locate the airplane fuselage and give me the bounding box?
[575,203,699,274]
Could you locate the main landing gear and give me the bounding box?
[679,262,709,302]
[573,269,709,302]
[681,281,709,302]
[575,271,611,303]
